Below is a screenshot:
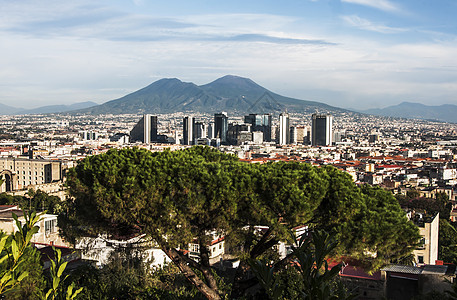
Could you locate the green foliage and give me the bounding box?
[0,210,41,295]
[3,244,46,299]
[314,172,420,270]
[249,230,355,300]
[439,219,457,264]
[0,190,63,214]
[44,247,83,300]
[63,147,421,297]
[407,189,421,200]
[398,192,451,220]
[70,253,202,300]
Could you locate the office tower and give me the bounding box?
[262,114,272,142]
[270,125,277,142]
[333,130,345,143]
[214,112,228,143]
[183,116,195,145]
[289,126,298,144]
[227,124,251,145]
[312,114,333,146]
[207,122,215,139]
[194,122,207,139]
[244,113,272,142]
[130,114,158,143]
[296,126,306,144]
[279,112,290,145]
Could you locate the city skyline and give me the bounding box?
[1,0,457,110]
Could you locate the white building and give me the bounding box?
[279,113,290,145]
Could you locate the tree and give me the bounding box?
[0,211,42,295]
[63,147,420,299]
[3,243,46,300]
[44,248,83,300]
[438,219,457,264]
[398,192,452,220]
[65,147,241,299]
[249,230,354,300]
[406,189,421,200]
[0,189,63,214]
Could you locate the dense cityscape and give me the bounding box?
[1,108,457,298]
[2,0,457,298]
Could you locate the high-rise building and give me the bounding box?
[194,122,207,140]
[207,122,215,139]
[279,113,290,145]
[183,116,195,145]
[214,112,228,143]
[312,114,333,146]
[244,113,272,142]
[130,114,158,143]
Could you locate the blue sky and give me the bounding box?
[1,0,457,110]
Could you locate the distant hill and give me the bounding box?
[361,102,457,123]
[0,103,23,115]
[76,75,344,115]
[0,101,97,115]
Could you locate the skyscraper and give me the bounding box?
[207,122,215,139]
[194,122,207,140]
[183,116,195,145]
[312,114,333,146]
[130,114,158,143]
[279,112,290,145]
[244,113,272,142]
[214,112,228,143]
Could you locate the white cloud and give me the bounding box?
[341,15,407,33]
[1,1,457,110]
[341,0,400,12]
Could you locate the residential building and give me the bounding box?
[410,212,439,265]
[0,205,68,247]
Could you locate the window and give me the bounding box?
[418,256,424,264]
[45,219,57,235]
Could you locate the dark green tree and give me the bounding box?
[249,230,354,300]
[63,147,420,299]
[438,219,457,264]
[0,189,62,214]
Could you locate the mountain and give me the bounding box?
[0,101,97,115]
[361,102,457,123]
[77,75,343,115]
[0,103,24,115]
[17,101,98,115]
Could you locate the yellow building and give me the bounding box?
[0,157,63,192]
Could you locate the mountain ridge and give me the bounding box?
[360,101,457,123]
[0,101,97,115]
[76,75,342,115]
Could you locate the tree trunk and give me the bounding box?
[199,239,220,292]
[159,243,221,300]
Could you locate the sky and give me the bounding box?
[1,0,457,110]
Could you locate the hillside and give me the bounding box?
[362,102,457,123]
[76,75,343,115]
